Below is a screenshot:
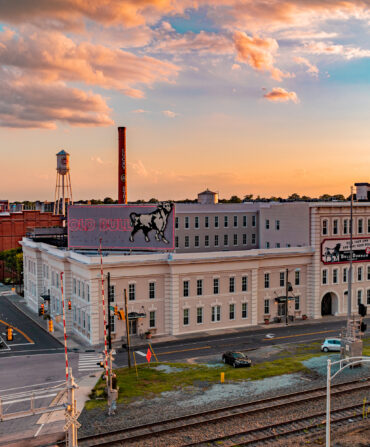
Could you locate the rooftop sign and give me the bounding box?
[321,237,370,264]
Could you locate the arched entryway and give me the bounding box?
[321,292,339,316]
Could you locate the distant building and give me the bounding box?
[355,183,370,201]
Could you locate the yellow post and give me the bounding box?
[132,351,139,379]
[148,343,159,363]
[220,372,225,383]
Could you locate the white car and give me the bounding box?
[321,338,341,352]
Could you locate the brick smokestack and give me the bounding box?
[118,127,127,204]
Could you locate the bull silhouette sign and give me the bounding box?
[321,237,370,264]
[68,203,175,250]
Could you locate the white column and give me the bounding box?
[251,268,258,325]
[164,270,179,335]
[89,279,101,345]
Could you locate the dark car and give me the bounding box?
[222,351,252,368]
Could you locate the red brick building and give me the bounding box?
[0,210,62,280]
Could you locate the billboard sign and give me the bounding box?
[68,203,174,250]
[321,237,370,264]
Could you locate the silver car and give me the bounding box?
[321,338,341,352]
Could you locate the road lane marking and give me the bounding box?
[135,351,146,357]
[0,318,34,344]
[263,329,339,341]
[0,348,64,355]
[2,392,58,405]
[158,346,211,355]
[0,380,65,394]
[34,424,44,437]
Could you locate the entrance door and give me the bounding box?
[129,319,137,335]
[321,293,332,316]
[278,303,286,316]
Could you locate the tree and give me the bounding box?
[0,248,23,292]
[229,195,242,203]
[243,194,253,202]
[103,197,114,204]
[319,194,332,201]
[148,198,158,203]
[288,193,301,201]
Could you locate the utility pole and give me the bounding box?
[285,268,289,326]
[347,186,354,324]
[124,289,131,368]
[107,272,112,350]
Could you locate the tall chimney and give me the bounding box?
[118,127,127,204]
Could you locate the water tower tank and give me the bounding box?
[56,150,70,175]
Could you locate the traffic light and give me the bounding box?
[360,322,367,333]
[359,303,367,317]
[96,361,104,368]
[114,305,118,316]
[6,327,13,341]
[68,300,72,311]
[48,320,54,332]
[117,309,125,320]
[40,303,44,315]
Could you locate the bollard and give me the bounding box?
[220,372,225,383]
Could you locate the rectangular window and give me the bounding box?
[242,275,248,292]
[214,215,219,228]
[183,309,189,325]
[205,216,209,228]
[358,267,363,281]
[368,218,370,234]
[280,272,285,287]
[110,314,115,333]
[358,218,363,234]
[295,270,300,286]
[197,307,203,324]
[175,217,179,229]
[343,219,348,234]
[183,280,189,297]
[81,283,85,300]
[367,265,370,281]
[265,219,270,229]
[175,236,179,248]
[109,285,115,302]
[229,277,235,293]
[149,282,155,299]
[78,308,81,325]
[252,215,256,227]
[129,283,136,301]
[73,278,76,294]
[212,305,221,322]
[73,306,76,322]
[276,243,280,248]
[275,220,280,230]
[233,215,238,227]
[149,311,156,328]
[205,235,209,247]
[224,215,228,228]
[233,234,238,245]
[264,273,270,288]
[195,235,199,247]
[195,216,199,228]
[77,280,80,296]
[197,279,203,296]
[243,215,247,227]
[87,285,90,302]
[294,296,300,311]
[242,302,248,318]
[229,303,235,320]
[343,267,348,283]
[357,289,362,305]
[264,299,270,314]
[333,219,338,235]
[322,269,328,285]
[213,278,219,294]
[322,220,328,235]
[242,234,247,245]
[367,289,370,305]
[185,216,189,229]
[224,234,228,246]
[252,233,256,244]
[185,236,189,247]
[214,235,219,246]
[265,242,270,248]
[333,269,338,284]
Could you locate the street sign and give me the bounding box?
[109,306,115,312]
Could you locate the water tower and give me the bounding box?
[53,150,73,217]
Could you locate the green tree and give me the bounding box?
[148,198,159,203]
[319,194,332,201]
[103,197,114,204]
[243,194,254,202]
[229,195,242,203]
[0,248,23,292]
[288,193,301,201]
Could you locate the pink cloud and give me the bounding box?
[304,41,370,59]
[294,56,319,76]
[263,87,299,103]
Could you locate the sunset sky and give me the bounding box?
[1,1,370,201]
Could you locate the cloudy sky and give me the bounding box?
[1,1,370,201]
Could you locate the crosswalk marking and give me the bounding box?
[78,353,104,372]
[135,351,146,357]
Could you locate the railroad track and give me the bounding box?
[74,377,370,447]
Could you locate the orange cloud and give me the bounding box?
[294,56,319,76]
[304,41,370,59]
[233,31,292,81]
[263,87,299,103]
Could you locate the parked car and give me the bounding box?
[222,351,252,368]
[321,338,341,352]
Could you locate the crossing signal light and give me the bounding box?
[360,322,367,333]
[48,320,53,332]
[40,303,44,315]
[359,303,367,317]
[6,327,13,341]
[96,361,104,368]
[117,310,125,320]
[114,305,118,315]
[68,300,72,311]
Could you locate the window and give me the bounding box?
[242,234,247,245]
[149,311,156,328]
[252,233,256,244]
[205,216,209,228]
[280,272,285,287]
[108,285,115,302]
[213,278,219,294]
[243,215,247,227]
[78,308,81,325]
[343,268,348,283]
[233,234,238,246]
[183,309,189,325]
[229,277,235,293]
[275,220,280,230]
[73,278,76,294]
[149,282,155,299]
[264,299,270,314]
[368,218,370,234]
[322,269,328,285]
[265,242,270,248]
[197,279,203,296]
[233,215,238,227]
[224,215,228,228]
[183,280,189,297]
[333,269,338,284]
[175,217,179,229]
[77,280,80,296]
[252,215,256,227]
[73,306,76,322]
[87,285,90,302]
[185,236,189,247]
[294,296,300,311]
[276,243,280,248]
[205,235,209,247]
[214,216,219,228]
[242,276,248,292]
[357,289,362,305]
[110,314,115,333]
[175,236,179,248]
[264,273,270,288]
[333,219,338,235]
[295,270,300,286]
[212,305,221,322]
[265,219,270,229]
[185,216,189,229]
[129,283,136,301]
[229,304,235,320]
[224,234,228,246]
[367,265,370,281]
[214,235,219,246]
[343,219,348,234]
[242,302,248,318]
[195,235,199,247]
[322,219,328,235]
[358,218,363,234]
[197,307,203,324]
[358,266,363,281]
[195,216,199,228]
[367,289,370,305]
